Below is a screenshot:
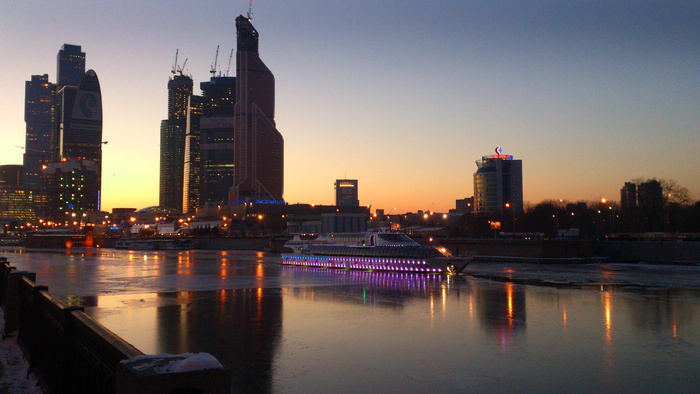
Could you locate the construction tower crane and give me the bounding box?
[178,58,188,75]
[210,46,220,77]
[171,49,179,76]
[225,49,234,76]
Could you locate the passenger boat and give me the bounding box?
[281,232,471,274]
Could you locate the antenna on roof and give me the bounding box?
[247,0,253,20]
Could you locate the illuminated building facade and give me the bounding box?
[199,76,236,206]
[230,15,284,202]
[335,179,359,207]
[23,74,55,189]
[160,74,193,210]
[182,95,204,213]
[44,159,99,222]
[53,69,103,214]
[0,187,35,222]
[473,149,523,216]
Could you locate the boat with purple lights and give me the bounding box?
[281,232,471,274]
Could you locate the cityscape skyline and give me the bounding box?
[3,1,699,214]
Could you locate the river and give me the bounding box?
[1,247,699,393]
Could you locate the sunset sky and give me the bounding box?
[2,1,699,213]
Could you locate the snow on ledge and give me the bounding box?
[122,353,224,375]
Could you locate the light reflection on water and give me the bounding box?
[2,248,700,393]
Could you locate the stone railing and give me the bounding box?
[0,257,231,393]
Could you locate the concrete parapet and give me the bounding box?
[0,259,232,393]
[116,353,231,394]
[4,270,35,334]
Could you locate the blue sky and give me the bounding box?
[2,1,699,212]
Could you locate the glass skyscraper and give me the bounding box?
[160,74,193,211]
[231,15,284,202]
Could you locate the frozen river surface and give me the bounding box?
[2,247,700,393]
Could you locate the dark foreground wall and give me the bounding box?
[0,257,231,393]
[593,241,700,265]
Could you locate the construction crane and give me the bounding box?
[210,46,220,77]
[171,49,179,76]
[225,49,234,76]
[177,58,188,75]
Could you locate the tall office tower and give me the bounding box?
[182,95,204,213]
[159,74,193,210]
[57,44,86,87]
[51,69,103,216]
[23,74,55,189]
[638,180,664,231]
[230,15,284,202]
[473,149,523,215]
[335,179,359,207]
[620,182,637,211]
[199,76,236,205]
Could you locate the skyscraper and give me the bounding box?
[160,74,193,210]
[335,179,359,207]
[230,15,284,202]
[182,95,204,213]
[473,149,523,215]
[48,69,103,218]
[57,44,86,87]
[23,74,55,189]
[199,76,236,205]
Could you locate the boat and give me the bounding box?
[281,232,471,274]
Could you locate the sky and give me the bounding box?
[2,1,699,214]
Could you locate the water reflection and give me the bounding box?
[86,287,282,393]
[3,249,700,392]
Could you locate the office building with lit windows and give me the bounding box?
[23,74,55,189]
[182,95,204,213]
[473,149,523,216]
[335,179,359,207]
[56,44,86,87]
[199,76,236,206]
[160,73,193,211]
[44,159,99,223]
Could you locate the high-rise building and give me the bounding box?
[57,44,86,87]
[335,179,359,207]
[638,180,664,231]
[473,149,523,215]
[23,74,55,189]
[199,76,236,206]
[160,74,193,211]
[182,95,204,213]
[620,182,637,211]
[230,15,284,202]
[52,58,103,218]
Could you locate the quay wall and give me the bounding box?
[592,240,700,265]
[93,237,700,265]
[439,239,595,259]
[0,257,231,393]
